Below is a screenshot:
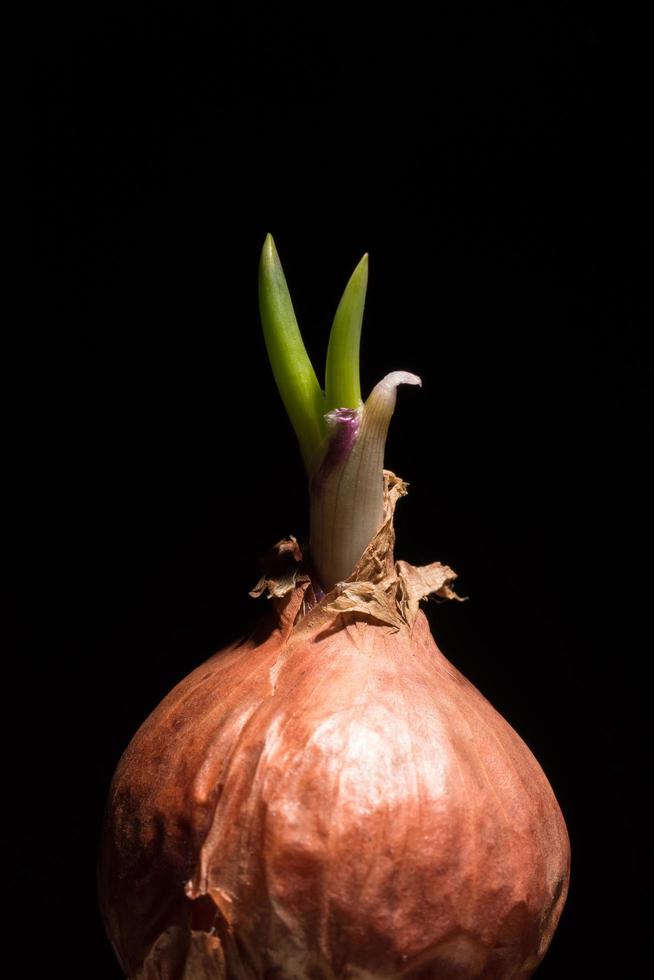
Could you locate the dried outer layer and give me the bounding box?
[99,475,570,980]
[250,472,461,629]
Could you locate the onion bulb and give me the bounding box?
[99,237,569,979]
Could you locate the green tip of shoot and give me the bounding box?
[325,253,368,413]
[258,235,326,472]
[258,238,370,474]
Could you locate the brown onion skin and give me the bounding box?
[99,582,569,980]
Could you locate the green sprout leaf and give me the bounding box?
[324,253,368,413]
[258,234,326,471]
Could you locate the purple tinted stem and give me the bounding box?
[309,372,421,591]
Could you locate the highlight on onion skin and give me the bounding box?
[98,238,570,979]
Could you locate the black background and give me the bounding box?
[20,2,648,976]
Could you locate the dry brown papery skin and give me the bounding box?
[99,473,570,980]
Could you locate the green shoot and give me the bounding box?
[324,254,368,413]
[258,234,326,471]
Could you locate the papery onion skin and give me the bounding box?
[99,539,569,980]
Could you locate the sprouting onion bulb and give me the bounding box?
[99,237,570,980]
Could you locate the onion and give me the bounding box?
[99,238,569,979]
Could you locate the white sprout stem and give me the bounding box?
[309,372,421,591]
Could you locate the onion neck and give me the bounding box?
[309,372,421,591]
